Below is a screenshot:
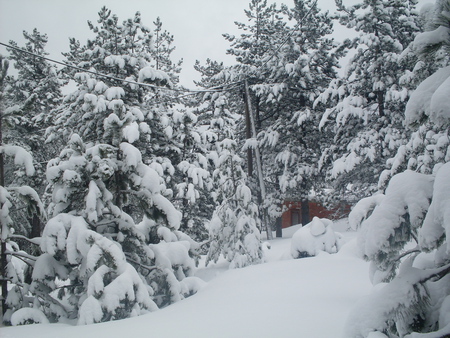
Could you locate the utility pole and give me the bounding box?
[0,57,9,317]
[244,79,273,240]
[243,91,253,177]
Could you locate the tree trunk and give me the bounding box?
[29,214,42,239]
[301,198,310,225]
[300,180,310,225]
[377,90,385,117]
[275,216,282,238]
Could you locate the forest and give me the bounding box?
[0,0,449,337]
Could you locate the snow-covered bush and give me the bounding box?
[290,217,343,258]
[10,308,49,326]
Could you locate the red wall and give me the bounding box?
[281,201,351,228]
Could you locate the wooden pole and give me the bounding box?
[243,91,253,177]
[0,57,8,317]
[244,79,272,240]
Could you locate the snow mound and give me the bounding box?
[10,308,49,326]
[358,170,434,263]
[405,65,450,127]
[419,162,450,253]
[290,217,343,258]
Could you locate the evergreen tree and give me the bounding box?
[345,2,450,335]
[378,0,450,186]
[255,0,341,220]
[205,95,264,268]
[0,55,46,323]
[151,17,183,85]
[222,0,343,227]
[316,0,421,202]
[4,29,63,240]
[171,107,213,242]
[20,8,202,324]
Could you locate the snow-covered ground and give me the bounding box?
[2,220,372,338]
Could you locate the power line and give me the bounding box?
[0,41,241,94]
[1,1,319,99]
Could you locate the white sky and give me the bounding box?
[0,0,431,88]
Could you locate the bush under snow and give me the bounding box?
[290,217,343,258]
[10,308,49,326]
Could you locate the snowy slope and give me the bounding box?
[2,221,371,338]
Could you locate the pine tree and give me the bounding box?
[378,0,450,186]
[4,29,63,241]
[151,17,183,86]
[256,0,341,220]
[170,107,213,242]
[20,8,202,324]
[205,95,264,268]
[344,2,450,335]
[0,55,46,323]
[316,0,421,202]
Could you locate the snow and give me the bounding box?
[104,87,125,101]
[10,308,49,326]
[0,145,35,176]
[343,264,428,337]
[429,75,450,128]
[419,162,450,252]
[405,66,450,127]
[358,170,434,261]
[413,26,450,55]
[290,217,343,258]
[119,142,142,168]
[2,221,373,338]
[122,121,140,144]
[348,194,385,230]
[138,66,172,87]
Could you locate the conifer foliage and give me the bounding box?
[344,1,450,335]
[316,0,421,201]
[4,0,450,334]
[2,8,203,325]
[205,95,264,268]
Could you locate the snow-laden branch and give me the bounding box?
[0,145,35,176]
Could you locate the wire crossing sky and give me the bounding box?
[0,0,431,88]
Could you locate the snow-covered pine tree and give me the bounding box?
[170,107,212,242]
[221,0,343,227]
[28,134,161,323]
[315,0,421,203]
[150,17,183,86]
[253,0,341,221]
[0,56,46,323]
[344,2,450,335]
[21,8,202,324]
[378,0,450,186]
[4,29,63,241]
[215,0,288,233]
[224,0,286,76]
[206,95,264,269]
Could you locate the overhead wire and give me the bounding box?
[0,0,318,99]
[0,41,241,94]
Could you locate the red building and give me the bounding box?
[281,200,351,228]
